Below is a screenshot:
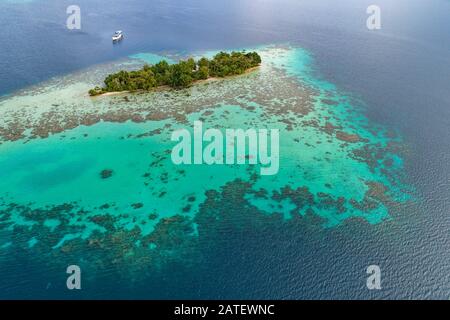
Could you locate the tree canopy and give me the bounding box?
[89,51,261,96]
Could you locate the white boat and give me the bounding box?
[112,30,124,42]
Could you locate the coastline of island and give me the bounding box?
[93,66,261,98]
[89,51,262,97]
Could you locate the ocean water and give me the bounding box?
[0,0,449,299]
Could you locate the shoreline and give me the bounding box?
[90,66,261,98]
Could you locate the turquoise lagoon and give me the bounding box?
[0,46,411,276]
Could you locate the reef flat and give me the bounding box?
[0,45,412,281]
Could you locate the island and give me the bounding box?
[89,51,262,96]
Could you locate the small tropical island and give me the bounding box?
[89,51,262,96]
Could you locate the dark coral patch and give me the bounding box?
[132,203,144,209]
[100,169,114,179]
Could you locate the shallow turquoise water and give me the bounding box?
[0,46,411,256]
[0,46,417,301]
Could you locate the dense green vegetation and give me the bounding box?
[89,51,261,96]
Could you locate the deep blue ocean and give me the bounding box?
[0,0,449,299]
